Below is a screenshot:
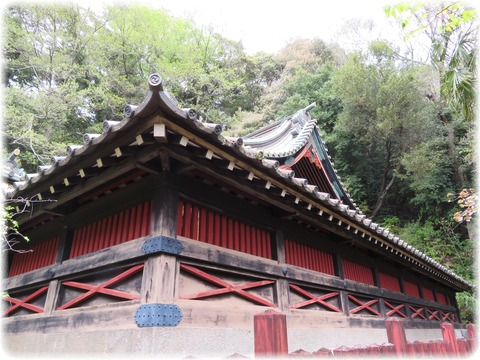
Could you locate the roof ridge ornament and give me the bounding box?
[148,73,163,91]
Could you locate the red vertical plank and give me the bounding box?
[183,202,192,238]
[233,220,240,251]
[134,203,143,239]
[318,250,325,273]
[239,222,245,253]
[110,213,119,248]
[92,221,100,253]
[251,226,257,256]
[31,243,40,271]
[75,226,84,257]
[227,217,234,250]
[46,238,54,266]
[80,224,90,256]
[214,212,221,247]
[221,215,228,248]
[285,238,291,264]
[310,247,316,271]
[291,240,298,266]
[264,230,271,259]
[254,310,288,356]
[386,318,407,355]
[314,249,321,273]
[207,210,214,245]
[89,221,97,253]
[198,207,207,242]
[441,323,459,355]
[17,253,24,275]
[126,207,135,243]
[192,206,199,241]
[114,210,124,246]
[245,224,251,255]
[103,215,113,250]
[119,209,127,244]
[95,218,104,252]
[80,225,88,256]
[70,228,79,258]
[37,242,45,269]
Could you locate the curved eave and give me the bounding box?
[5,73,473,293]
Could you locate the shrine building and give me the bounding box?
[2,74,473,357]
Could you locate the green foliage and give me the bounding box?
[456,291,476,324]
[385,2,478,121]
[330,46,442,217]
[2,204,30,253]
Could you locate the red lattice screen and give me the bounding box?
[8,236,59,277]
[343,259,374,286]
[379,272,401,293]
[284,238,335,276]
[177,199,272,259]
[70,200,152,258]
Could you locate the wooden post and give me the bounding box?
[254,310,288,357]
[385,318,407,355]
[44,226,72,315]
[141,173,179,303]
[441,322,459,355]
[274,230,290,312]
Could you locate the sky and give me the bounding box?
[101,0,401,54]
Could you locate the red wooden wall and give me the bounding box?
[379,272,401,292]
[422,287,435,301]
[343,259,375,286]
[403,280,420,298]
[8,236,59,277]
[284,238,335,275]
[436,292,448,305]
[177,199,272,259]
[70,200,152,258]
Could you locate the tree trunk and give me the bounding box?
[371,173,396,218]
[441,113,467,187]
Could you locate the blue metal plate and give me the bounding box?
[141,236,184,255]
[134,304,183,327]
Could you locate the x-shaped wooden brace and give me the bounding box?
[3,285,49,317]
[57,264,144,310]
[427,308,441,321]
[180,263,276,307]
[289,284,342,313]
[384,301,407,318]
[348,294,381,316]
[409,305,426,320]
[441,311,454,322]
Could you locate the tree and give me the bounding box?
[3,3,267,170]
[331,43,441,218]
[385,2,477,187]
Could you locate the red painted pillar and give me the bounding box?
[441,322,459,355]
[385,318,408,355]
[254,310,288,357]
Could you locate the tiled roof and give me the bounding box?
[4,73,473,292]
